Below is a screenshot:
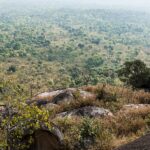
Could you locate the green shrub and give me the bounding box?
[1,103,52,150]
[79,118,112,150]
[7,65,16,73]
[96,86,117,102]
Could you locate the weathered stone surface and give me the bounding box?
[26,90,63,106]
[120,104,150,112]
[36,90,63,100]
[27,130,64,150]
[28,88,96,106]
[57,106,113,118]
[9,123,64,150]
[79,90,96,100]
[115,133,150,150]
[44,103,59,110]
[123,104,150,109]
[75,137,94,150]
[51,90,74,104]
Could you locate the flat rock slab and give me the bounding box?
[115,133,150,150]
[123,104,150,109]
[119,104,150,112]
[57,106,113,118]
[35,90,64,101]
[79,90,96,99]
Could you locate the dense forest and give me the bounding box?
[0,7,150,96]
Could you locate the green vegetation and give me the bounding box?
[1,104,51,149]
[0,5,150,150]
[1,83,150,149]
[118,60,150,89]
[54,85,150,150]
[0,8,150,92]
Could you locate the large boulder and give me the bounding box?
[26,90,63,106]
[0,105,64,150]
[79,90,96,100]
[44,103,59,111]
[57,106,113,118]
[28,129,63,150]
[51,88,96,105]
[115,133,150,150]
[28,88,96,106]
[51,90,74,104]
[35,90,64,101]
[8,123,64,150]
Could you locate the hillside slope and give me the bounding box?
[0,9,150,92]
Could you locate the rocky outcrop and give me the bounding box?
[119,104,150,112]
[123,104,150,109]
[51,90,74,104]
[51,89,96,105]
[57,106,113,118]
[44,103,59,110]
[8,122,64,150]
[26,90,64,106]
[28,130,63,150]
[79,90,96,100]
[35,90,64,101]
[27,88,96,106]
[115,133,150,150]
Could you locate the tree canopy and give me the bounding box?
[118,60,150,90]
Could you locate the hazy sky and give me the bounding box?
[64,0,150,10]
[1,0,150,11]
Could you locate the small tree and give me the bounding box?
[7,65,16,73]
[118,60,150,89]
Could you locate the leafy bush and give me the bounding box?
[80,118,98,141]
[1,103,52,150]
[79,118,112,150]
[7,65,17,73]
[61,117,112,150]
[96,85,117,102]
